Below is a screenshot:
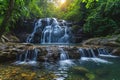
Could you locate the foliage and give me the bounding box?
[83,0,120,37]
[0,0,120,37]
[0,0,29,35]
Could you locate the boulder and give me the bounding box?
[71,66,89,75]
[67,47,81,59]
[112,48,120,56]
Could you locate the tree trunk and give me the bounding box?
[0,0,15,38]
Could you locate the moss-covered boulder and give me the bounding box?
[71,66,89,75]
[69,66,95,80]
[86,73,95,80]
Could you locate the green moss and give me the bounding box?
[71,66,89,75]
[85,73,95,80]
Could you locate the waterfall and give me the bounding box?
[15,48,39,65]
[59,47,69,60]
[78,48,113,64]
[97,48,109,55]
[78,48,112,58]
[26,18,72,44]
[26,19,42,43]
[78,48,97,57]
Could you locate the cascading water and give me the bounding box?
[98,48,109,55]
[78,48,113,63]
[78,48,113,57]
[15,48,39,65]
[59,47,69,60]
[78,48,98,57]
[26,18,72,44]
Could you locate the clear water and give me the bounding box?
[12,45,120,80]
[37,56,120,80]
[74,57,120,80]
[9,55,120,80]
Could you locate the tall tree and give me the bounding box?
[0,0,14,37]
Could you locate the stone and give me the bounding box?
[0,34,20,43]
[83,35,120,47]
[112,48,120,56]
[67,47,81,59]
[71,66,89,75]
[103,42,120,47]
[38,56,46,62]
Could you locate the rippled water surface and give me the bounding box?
[1,56,120,80]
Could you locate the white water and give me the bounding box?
[59,47,69,60]
[27,18,71,44]
[79,48,113,64]
[80,57,112,64]
[14,48,38,65]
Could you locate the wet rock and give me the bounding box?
[67,47,81,59]
[112,48,120,56]
[71,66,89,75]
[38,56,46,62]
[83,35,120,47]
[103,42,120,47]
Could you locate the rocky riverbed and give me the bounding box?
[0,34,120,63]
[0,63,57,80]
[0,34,120,80]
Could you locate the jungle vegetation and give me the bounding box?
[0,0,120,37]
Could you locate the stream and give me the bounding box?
[0,54,120,80]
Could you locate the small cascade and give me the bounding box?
[59,47,69,60]
[78,48,98,57]
[98,48,118,58]
[97,48,109,55]
[26,18,72,44]
[15,48,39,65]
[78,48,113,63]
[78,48,112,58]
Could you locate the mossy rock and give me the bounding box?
[71,66,89,75]
[85,73,95,80]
